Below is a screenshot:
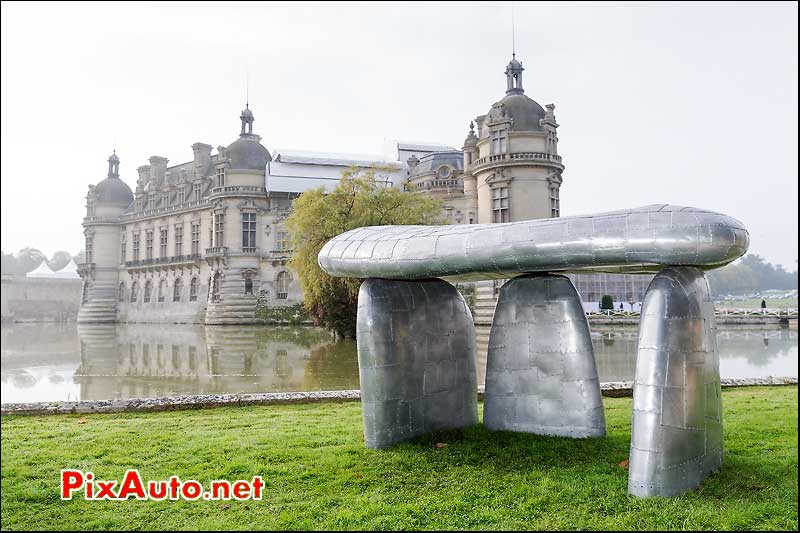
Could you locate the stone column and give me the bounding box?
[628,266,723,497]
[483,274,606,438]
[356,278,478,449]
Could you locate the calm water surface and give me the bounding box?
[1,323,797,403]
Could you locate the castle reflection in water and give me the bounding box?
[1,323,360,402]
[1,323,797,403]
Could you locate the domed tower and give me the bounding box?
[472,54,564,223]
[204,104,272,325]
[77,151,134,323]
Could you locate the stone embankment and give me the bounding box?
[2,377,796,416]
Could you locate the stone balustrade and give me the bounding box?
[472,151,564,170]
[124,254,202,270]
[209,185,267,196]
[205,246,228,257]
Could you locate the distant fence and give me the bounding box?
[714,308,798,318]
[586,308,798,319]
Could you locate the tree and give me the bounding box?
[706,254,798,296]
[600,294,614,311]
[1,250,20,276]
[50,251,73,271]
[15,248,46,275]
[286,166,445,338]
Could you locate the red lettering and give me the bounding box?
[211,480,230,500]
[60,470,84,500]
[251,476,264,500]
[117,470,146,500]
[148,481,168,500]
[232,481,250,500]
[181,480,202,500]
[169,476,181,499]
[96,480,117,500]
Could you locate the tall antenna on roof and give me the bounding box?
[511,1,516,59]
[246,69,249,109]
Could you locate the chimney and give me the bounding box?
[192,143,212,178]
[137,165,150,188]
[148,156,169,184]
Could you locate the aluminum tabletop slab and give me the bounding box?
[318,204,748,281]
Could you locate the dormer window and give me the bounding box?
[147,193,155,211]
[192,182,201,201]
[177,187,185,205]
[161,192,169,206]
[216,166,226,188]
[438,166,452,178]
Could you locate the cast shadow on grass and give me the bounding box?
[380,424,785,500]
[389,424,631,472]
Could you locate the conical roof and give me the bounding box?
[51,258,80,279]
[26,260,56,278]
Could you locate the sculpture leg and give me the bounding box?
[628,266,723,497]
[483,274,606,438]
[356,278,478,449]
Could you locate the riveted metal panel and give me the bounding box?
[628,267,723,497]
[484,274,606,438]
[357,278,478,449]
[318,205,749,281]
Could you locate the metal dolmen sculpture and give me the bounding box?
[318,204,749,497]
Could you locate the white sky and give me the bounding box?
[1,1,797,268]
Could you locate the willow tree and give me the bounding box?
[286,165,445,338]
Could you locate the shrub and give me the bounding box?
[600,294,615,311]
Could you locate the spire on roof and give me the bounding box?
[240,103,255,136]
[107,150,120,178]
[505,54,524,94]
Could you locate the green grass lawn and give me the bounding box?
[716,298,798,309]
[2,387,797,531]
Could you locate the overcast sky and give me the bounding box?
[1,1,797,268]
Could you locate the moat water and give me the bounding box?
[1,322,797,404]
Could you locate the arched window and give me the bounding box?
[130,281,138,303]
[173,278,183,302]
[189,277,198,302]
[158,279,166,302]
[276,271,290,300]
[144,280,152,303]
[118,282,126,302]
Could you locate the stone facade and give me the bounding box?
[78,53,645,325]
[404,55,563,226]
[78,106,445,324]
[78,108,303,324]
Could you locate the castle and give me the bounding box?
[79,54,641,325]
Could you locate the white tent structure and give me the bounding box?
[26,260,56,278]
[51,258,80,279]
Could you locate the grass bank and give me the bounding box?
[2,387,797,530]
